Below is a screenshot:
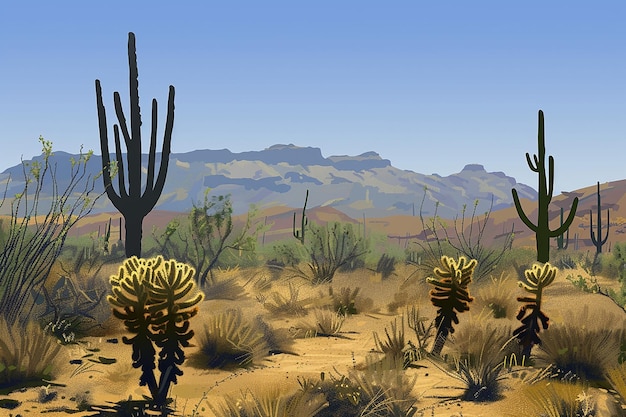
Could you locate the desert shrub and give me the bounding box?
[415,191,514,283]
[202,267,247,300]
[444,320,517,402]
[551,248,578,270]
[565,273,600,294]
[152,194,262,286]
[0,138,104,326]
[263,282,313,317]
[536,320,622,381]
[406,305,434,360]
[606,362,626,407]
[33,272,109,341]
[351,357,419,416]
[496,246,537,275]
[372,316,420,369]
[298,365,419,417]
[476,272,518,319]
[270,238,308,267]
[209,386,328,417]
[521,380,596,417]
[292,221,369,285]
[294,308,346,338]
[375,253,397,279]
[323,286,361,316]
[598,251,622,279]
[0,316,63,389]
[193,308,272,369]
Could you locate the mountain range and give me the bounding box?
[0,144,538,219]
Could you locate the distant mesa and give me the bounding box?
[1,143,539,219]
[461,164,486,172]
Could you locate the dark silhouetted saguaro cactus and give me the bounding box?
[513,262,556,359]
[590,181,610,255]
[512,110,578,263]
[556,207,569,250]
[293,189,309,244]
[95,32,175,258]
[427,255,477,356]
[108,256,203,410]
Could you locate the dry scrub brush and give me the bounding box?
[0,316,63,389]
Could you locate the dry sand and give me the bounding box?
[1,266,626,417]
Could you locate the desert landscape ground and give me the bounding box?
[2,253,626,417]
[2,179,626,417]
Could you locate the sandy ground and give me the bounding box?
[1,266,626,417]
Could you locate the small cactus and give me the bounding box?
[293,189,309,244]
[108,256,204,409]
[427,255,477,356]
[513,262,556,359]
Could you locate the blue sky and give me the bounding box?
[1,1,624,193]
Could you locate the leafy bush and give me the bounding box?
[292,221,369,285]
[0,138,104,326]
[565,273,600,294]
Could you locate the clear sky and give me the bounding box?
[1,1,624,193]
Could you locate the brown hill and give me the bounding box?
[70,179,626,253]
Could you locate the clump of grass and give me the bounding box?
[373,316,420,369]
[209,386,328,417]
[536,308,623,381]
[476,272,517,319]
[521,380,596,417]
[352,357,419,416]
[294,308,346,338]
[406,304,434,359]
[297,363,419,417]
[441,319,517,402]
[192,309,271,369]
[606,362,626,406]
[0,317,63,389]
[324,286,362,316]
[263,282,312,316]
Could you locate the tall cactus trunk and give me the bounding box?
[590,181,610,255]
[512,110,578,263]
[124,212,144,258]
[95,32,175,258]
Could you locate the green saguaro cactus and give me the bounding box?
[590,181,610,255]
[427,255,477,356]
[512,110,578,263]
[513,262,556,359]
[95,32,175,258]
[108,256,204,410]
